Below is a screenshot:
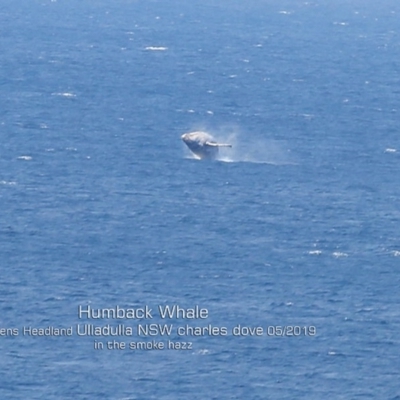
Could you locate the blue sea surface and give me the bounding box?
[1,0,400,398]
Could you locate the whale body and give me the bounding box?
[181,131,232,160]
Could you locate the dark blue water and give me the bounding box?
[1,1,400,398]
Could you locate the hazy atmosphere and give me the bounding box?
[1,1,399,398]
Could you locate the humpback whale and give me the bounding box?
[181,131,232,160]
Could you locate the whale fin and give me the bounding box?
[205,141,232,148]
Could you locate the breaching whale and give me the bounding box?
[181,131,232,160]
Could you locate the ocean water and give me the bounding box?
[1,0,400,398]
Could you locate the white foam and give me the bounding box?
[332,252,348,258]
[52,92,76,98]
[308,250,322,255]
[393,251,400,257]
[0,180,16,185]
[145,46,168,51]
[217,157,234,163]
[17,156,32,160]
[385,148,396,153]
